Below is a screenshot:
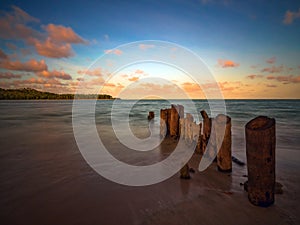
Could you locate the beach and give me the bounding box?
[0,100,299,224]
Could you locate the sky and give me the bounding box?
[0,0,299,99]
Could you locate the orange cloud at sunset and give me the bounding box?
[246,74,263,79]
[261,65,284,73]
[267,75,300,83]
[0,72,22,79]
[0,59,47,72]
[128,76,139,82]
[37,70,72,80]
[77,68,103,76]
[34,38,74,58]
[218,59,239,68]
[45,24,85,44]
[104,49,123,55]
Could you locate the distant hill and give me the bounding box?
[0,88,115,100]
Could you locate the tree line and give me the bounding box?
[0,88,115,100]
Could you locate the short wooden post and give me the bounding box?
[216,114,232,172]
[180,163,190,179]
[245,116,276,207]
[148,111,154,120]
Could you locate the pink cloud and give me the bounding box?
[218,59,239,68]
[267,75,300,83]
[44,24,85,44]
[266,57,276,64]
[0,6,85,59]
[34,38,74,58]
[128,76,139,82]
[246,74,263,79]
[37,70,72,80]
[0,59,47,72]
[0,6,40,41]
[135,69,144,74]
[283,8,300,25]
[77,68,103,76]
[104,49,123,55]
[261,65,284,73]
[139,44,155,50]
[0,72,22,79]
[266,84,277,88]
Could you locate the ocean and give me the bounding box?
[0,99,299,224]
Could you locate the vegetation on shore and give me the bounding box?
[0,88,115,100]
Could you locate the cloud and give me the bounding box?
[218,59,239,68]
[0,6,85,59]
[261,65,284,73]
[104,49,123,55]
[246,74,263,79]
[283,8,300,25]
[128,76,139,82]
[0,72,22,79]
[0,49,8,59]
[267,75,300,83]
[77,68,103,76]
[266,57,276,64]
[34,38,74,58]
[44,24,85,44]
[0,6,40,41]
[0,59,47,72]
[135,69,144,74]
[37,70,72,80]
[266,84,277,88]
[139,44,155,50]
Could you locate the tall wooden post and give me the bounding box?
[170,105,179,138]
[216,114,232,172]
[200,110,211,154]
[160,109,168,137]
[245,116,276,207]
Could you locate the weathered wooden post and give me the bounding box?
[180,163,190,179]
[200,110,212,154]
[195,123,203,154]
[185,113,194,144]
[160,109,168,137]
[170,105,179,138]
[148,111,154,120]
[245,116,276,207]
[215,114,232,172]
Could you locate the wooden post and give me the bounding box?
[148,111,154,120]
[245,116,276,207]
[195,123,203,154]
[180,163,190,179]
[185,113,194,144]
[216,114,232,172]
[170,105,179,138]
[179,118,185,139]
[160,109,168,137]
[200,110,212,154]
[167,108,171,136]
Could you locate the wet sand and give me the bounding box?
[1,126,299,225]
[0,101,299,225]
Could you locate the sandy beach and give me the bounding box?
[0,100,299,225]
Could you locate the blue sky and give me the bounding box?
[0,0,299,98]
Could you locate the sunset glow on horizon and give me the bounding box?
[0,1,299,99]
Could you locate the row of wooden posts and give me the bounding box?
[153,104,276,207]
[159,104,232,172]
